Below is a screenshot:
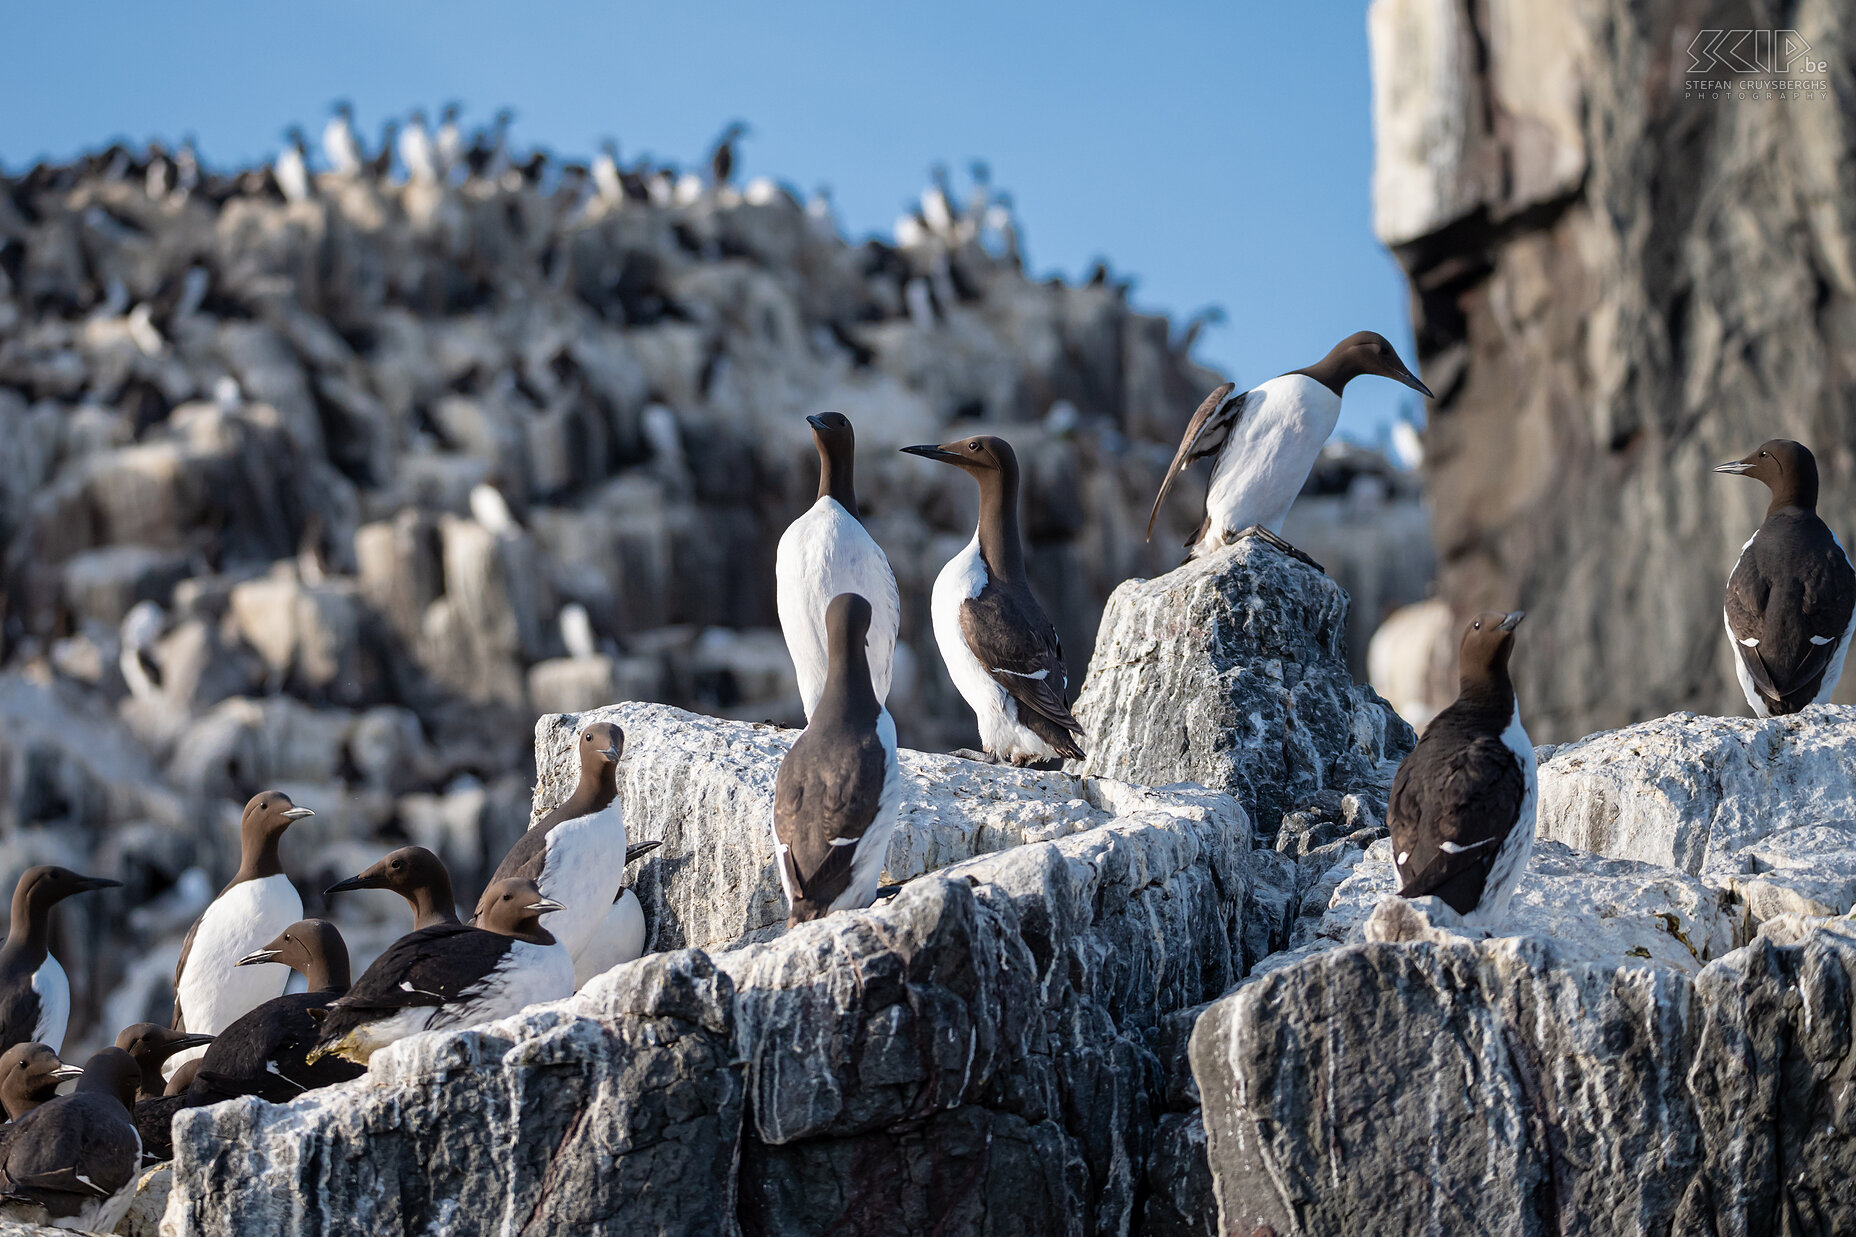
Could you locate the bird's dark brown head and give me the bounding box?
[807,411,854,454]
[241,791,314,842]
[13,866,120,915]
[1458,611,1525,690]
[1716,439,1819,512]
[74,1047,140,1111]
[0,1043,81,1117]
[1305,331,1433,398]
[900,434,1018,478]
[113,1023,213,1068]
[473,878,563,940]
[236,919,345,980]
[577,722,625,770]
[325,847,445,899]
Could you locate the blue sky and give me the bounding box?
[2,1,1417,441]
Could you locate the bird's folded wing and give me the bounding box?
[170,915,203,1031]
[959,593,1081,735]
[334,926,490,1012]
[1147,382,1246,540]
[774,742,887,907]
[1390,736,1526,903]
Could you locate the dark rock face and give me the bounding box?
[1191,922,1856,1236]
[1073,539,1415,835]
[1371,0,1856,739]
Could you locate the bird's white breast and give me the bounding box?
[30,956,68,1053]
[457,939,575,1027]
[1203,374,1342,545]
[535,802,628,963]
[775,497,900,718]
[571,889,649,988]
[176,874,302,1037]
[827,709,903,913]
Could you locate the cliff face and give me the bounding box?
[1371,0,1856,739]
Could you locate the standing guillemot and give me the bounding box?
[773,593,902,926]
[1716,440,1856,716]
[1147,332,1433,567]
[182,920,364,1105]
[170,791,314,1068]
[0,1047,141,1232]
[570,841,665,988]
[776,412,901,719]
[325,846,461,930]
[0,868,120,1056]
[113,1025,213,1102]
[307,878,573,1066]
[489,724,628,976]
[901,435,1086,764]
[1389,612,1536,926]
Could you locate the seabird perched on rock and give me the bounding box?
[709,121,748,187]
[776,412,901,719]
[325,846,461,930]
[170,792,313,1055]
[306,878,572,1066]
[593,140,625,205]
[112,1025,211,1103]
[489,723,627,968]
[1147,332,1432,567]
[322,101,362,176]
[0,1047,141,1233]
[1716,439,1856,716]
[1389,611,1536,926]
[772,594,902,925]
[183,920,363,1105]
[435,103,463,179]
[567,842,664,988]
[0,1046,82,1123]
[0,867,121,1057]
[399,109,437,184]
[274,127,312,204]
[901,435,1086,765]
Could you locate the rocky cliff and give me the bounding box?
[1371,0,1856,739]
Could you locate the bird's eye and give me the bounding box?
[968,442,979,450]
[1761,451,1768,457]
[583,731,594,742]
[1473,620,1482,630]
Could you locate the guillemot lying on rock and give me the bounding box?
[773,593,902,926]
[901,434,1086,765]
[1389,611,1536,927]
[0,1047,141,1232]
[776,412,900,719]
[1716,439,1855,716]
[1147,331,1431,568]
[171,791,315,1073]
[0,867,120,1057]
[307,878,573,1066]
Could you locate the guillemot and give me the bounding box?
[181,920,364,1106]
[0,1047,141,1232]
[0,1046,81,1122]
[170,792,313,1065]
[325,846,461,930]
[773,593,902,925]
[1147,332,1432,567]
[0,867,121,1056]
[274,126,312,204]
[1716,440,1856,716]
[776,412,901,719]
[488,723,628,976]
[307,878,573,1066]
[1389,612,1536,926]
[322,101,361,176]
[901,435,1086,764]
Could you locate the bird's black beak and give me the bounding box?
[805,414,828,432]
[601,745,623,762]
[625,840,663,865]
[323,874,381,896]
[1714,460,1754,475]
[1498,611,1526,632]
[165,1033,214,1051]
[76,876,122,894]
[900,444,963,465]
[50,1065,84,1082]
[528,898,566,914]
[236,949,282,968]
[281,807,315,821]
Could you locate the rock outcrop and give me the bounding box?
[164,714,1250,1237]
[1370,0,1856,740]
